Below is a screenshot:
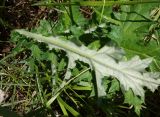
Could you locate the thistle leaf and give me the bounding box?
[15,30,160,97]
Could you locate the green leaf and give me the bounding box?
[70,25,83,38]
[93,7,121,25]
[57,96,80,116]
[109,4,160,71]
[71,85,91,90]
[124,89,143,116]
[58,58,66,72]
[71,5,87,26]
[27,58,36,72]
[57,96,68,116]
[34,20,54,36]
[30,44,41,60]
[88,40,101,50]
[108,79,120,94]
[73,69,92,82]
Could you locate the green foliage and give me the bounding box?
[1,0,160,117]
[124,89,144,116]
[109,4,160,65]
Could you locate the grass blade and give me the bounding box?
[57,96,80,116]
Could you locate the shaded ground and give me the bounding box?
[0,0,58,57]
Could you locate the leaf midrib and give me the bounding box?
[16,30,160,85]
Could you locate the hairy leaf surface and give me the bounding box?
[16,30,160,97]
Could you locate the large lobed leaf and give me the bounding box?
[108,3,160,71]
[15,30,160,98]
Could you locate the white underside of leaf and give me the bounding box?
[0,89,5,104]
[16,30,160,97]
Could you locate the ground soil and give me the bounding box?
[0,0,58,57]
